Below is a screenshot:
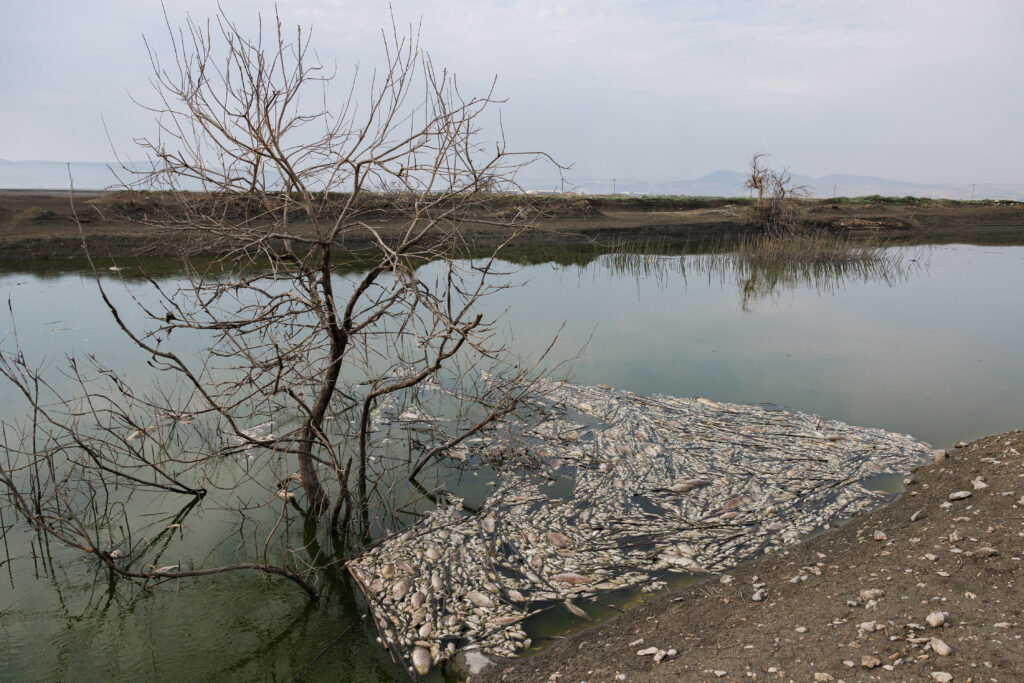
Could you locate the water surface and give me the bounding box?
[1,244,1022,681]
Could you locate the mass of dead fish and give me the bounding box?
[347,380,931,677]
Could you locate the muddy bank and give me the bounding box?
[2,190,1023,260]
[482,431,1024,683]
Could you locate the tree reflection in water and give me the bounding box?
[597,234,927,311]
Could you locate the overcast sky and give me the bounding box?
[2,0,1021,184]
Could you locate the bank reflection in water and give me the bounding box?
[595,236,927,311]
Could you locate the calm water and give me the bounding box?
[1,244,1023,681]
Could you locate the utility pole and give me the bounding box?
[612,178,617,195]
[971,184,976,201]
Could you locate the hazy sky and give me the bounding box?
[2,0,1021,183]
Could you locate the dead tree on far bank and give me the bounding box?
[746,153,808,234]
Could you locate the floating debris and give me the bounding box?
[347,381,931,676]
[230,421,274,450]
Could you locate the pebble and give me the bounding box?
[859,588,884,601]
[751,589,765,602]
[926,611,947,627]
[930,637,952,656]
[861,654,881,668]
[931,672,953,682]
[948,491,972,501]
[636,647,659,656]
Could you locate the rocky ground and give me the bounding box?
[481,431,1024,683]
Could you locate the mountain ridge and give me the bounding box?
[2,160,1022,200]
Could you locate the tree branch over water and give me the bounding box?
[1,5,568,601]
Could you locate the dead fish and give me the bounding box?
[723,494,751,510]
[563,600,589,619]
[410,646,431,675]
[491,615,522,626]
[397,560,415,575]
[393,577,414,601]
[668,479,711,493]
[410,591,425,609]
[554,573,590,585]
[126,425,157,441]
[465,590,494,608]
[546,532,571,548]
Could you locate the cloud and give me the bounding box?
[2,0,1022,182]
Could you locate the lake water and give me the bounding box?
[1,243,1022,681]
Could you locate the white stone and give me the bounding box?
[926,611,947,628]
[930,638,952,656]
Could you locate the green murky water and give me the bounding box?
[2,243,1023,681]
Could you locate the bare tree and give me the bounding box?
[0,7,563,600]
[745,153,808,234]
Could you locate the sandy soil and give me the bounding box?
[482,431,1024,683]
[2,190,1023,260]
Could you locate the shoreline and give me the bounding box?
[2,190,1023,261]
[482,431,1024,682]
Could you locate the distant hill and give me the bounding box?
[3,160,1022,201]
[530,171,1024,201]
